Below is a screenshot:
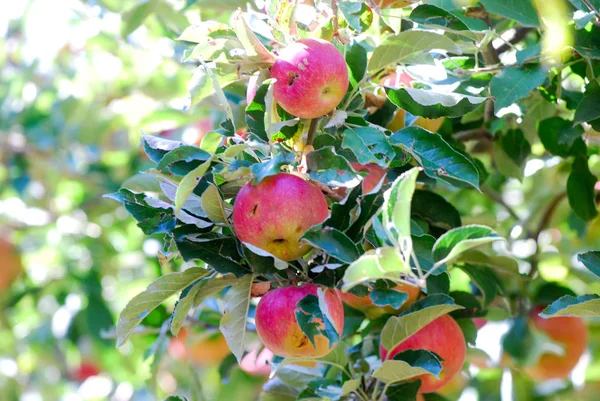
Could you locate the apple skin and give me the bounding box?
[350,163,387,194]
[524,306,588,381]
[380,314,467,393]
[473,318,487,330]
[0,238,22,292]
[71,361,101,382]
[232,173,329,261]
[168,328,231,367]
[271,38,349,119]
[255,284,344,358]
[240,346,273,377]
[251,281,271,297]
[381,72,444,133]
[338,283,420,319]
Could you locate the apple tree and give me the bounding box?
[105,1,600,400]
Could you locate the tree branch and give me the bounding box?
[495,27,533,54]
[482,184,522,222]
[454,127,494,142]
[306,118,320,147]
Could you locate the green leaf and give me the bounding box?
[301,227,361,264]
[432,225,502,267]
[386,88,486,119]
[200,184,230,224]
[176,232,249,276]
[260,378,299,401]
[116,268,209,346]
[372,360,433,385]
[243,243,289,271]
[456,250,520,275]
[371,288,409,309]
[459,264,500,307]
[156,146,212,172]
[220,274,253,363]
[498,129,531,167]
[502,317,534,364]
[341,380,360,396]
[490,66,548,112]
[368,31,462,72]
[175,158,213,216]
[164,396,189,401]
[251,152,296,184]
[338,1,372,32]
[479,0,540,27]
[193,275,240,307]
[567,157,598,221]
[122,0,157,37]
[574,24,600,59]
[170,281,205,336]
[385,381,421,401]
[105,189,176,235]
[574,80,600,125]
[306,147,363,188]
[295,293,340,349]
[538,117,585,157]
[246,80,270,142]
[516,44,542,66]
[346,41,367,86]
[389,127,480,190]
[380,294,463,351]
[577,251,600,278]
[341,247,410,291]
[540,294,600,318]
[426,0,490,31]
[186,57,238,109]
[382,167,420,247]
[231,11,275,64]
[411,190,461,231]
[390,349,443,378]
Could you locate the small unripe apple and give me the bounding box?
[524,306,588,380]
[271,38,349,119]
[380,315,466,393]
[233,173,329,261]
[350,163,388,194]
[338,283,420,319]
[0,238,22,292]
[255,284,344,358]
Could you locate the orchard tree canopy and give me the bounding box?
[1,0,600,401]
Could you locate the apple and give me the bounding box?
[380,314,467,393]
[473,318,487,330]
[0,238,22,292]
[524,306,588,380]
[271,38,349,119]
[381,71,444,133]
[240,346,273,377]
[247,74,260,105]
[377,0,412,8]
[71,361,101,382]
[338,283,420,319]
[255,283,344,358]
[168,328,231,367]
[232,173,329,261]
[251,281,271,297]
[350,163,388,194]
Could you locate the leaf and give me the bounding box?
[577,251,600,278]
[295,294,340,349]
[122,0,157,37]
[193,275,240,307]
[156,146,211,172]
[574,80,600,125]
[459,264,500,307]
[341,380,360,396]
[456,250,520,275]
[479,0,540,27]
[342,126,396,165]
[220,274,253,363]
[390,349,443,378]
[540,294,600,318]
[338,1,372,32]
[186,57,238,109]
[301,227,361,264]
[516,43,542,66]
[425,0,490,31]
[411,190,461,230]
[170,281,205,336]
[243,243,289,271]
[370,288,409,309]
[538,117,585,157]
[251,152,296,184]
[489,66,548,112]
[389,127,480,190]
[164,396,189,401]
[175,158,213,217]
[260,378,299,401]
[573,24,600,59]
[105,189,176,235]
[386,88,486,119]
[158,177,206,218]
[382,167,420,247]
[200,184,230,224]
[502,317,533,364]
[372,360,433,385]
[567,157,598,221]
[116,268,209,346]
[368,31,462,72]
[231,11,275,64]
[306,147,363,188]
[177,21,234,43]
[380,294,463,351]
[346,41,367,86]
[385,381,422,401]
[432,225,502,267]
[498,129,531,167]
[176,232,249,276]
[341,247,410,291]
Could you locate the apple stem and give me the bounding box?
[306,118,320,147]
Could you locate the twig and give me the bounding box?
[481,184,522,222]
[532,192,567,243]
[454,127,494,142]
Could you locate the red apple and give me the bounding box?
[251,281,271,297]
[240,346,273,377]
[380,315,466,393]
[71,361,101,382]
[271,38,349,119]
[168,328,231,367]
[255,284,344,358]
[473,318,487,330]
[232,173,329,261]
[350,163,388,194]
[247,74,260,104]
[338,283,420,319]
[0,238,22,292]
[524,306,588,380]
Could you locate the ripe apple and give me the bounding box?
[240,346,273,377]
[271,38,349,119]
[232,173,329,261]
[251,281,271,297]
[473,318,487,330]
[168,328,231,367]
[0,238,22,292]
[381,71,444,133]
[338,283,420,319]
[71,361,101,382]
[350,163,388,194]
[524,306,588,380]
[255,284,344,358]
[380,314,467,393]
